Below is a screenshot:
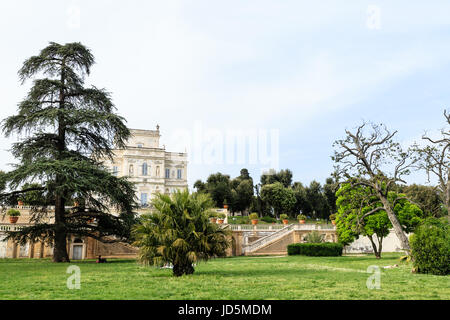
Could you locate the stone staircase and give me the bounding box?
[243,224,295,255]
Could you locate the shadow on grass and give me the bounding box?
[72,258,138,264]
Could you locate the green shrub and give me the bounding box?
[249,213,259,220]
[208,212,217,218]
[261,216,277,223]
[410,218,450,275]
[280,214,288,220]
[304,231,324,243]
[228,216,249,224]
[297,214,306,220]
[216,212,226,219]
[287,243,343,256]
[7,209,21,217]
[329,214,336,221]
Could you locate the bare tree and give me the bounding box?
[413,110,450,215]
[332,122,415,251]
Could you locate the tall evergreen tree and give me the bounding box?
[305,180,329,219]
[260,169,293,188]
[205,172,232,207]
[1,42,137,262]
[260,182,296,218]
[323,177,339,217]
[292,182,310,216]
[229,168,254,214]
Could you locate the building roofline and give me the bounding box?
[129,128,160,136]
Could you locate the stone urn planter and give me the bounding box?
[297,214,307,225]
[215,212,226,225]
[249,213,259,225]
[17,201,24,206]
[329,214,337,226]
[280,214,289,225]
[9,216,19,224]
[7,208,21,224]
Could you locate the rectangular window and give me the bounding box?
[177,169,182,179]
[142,163,148,176]
[140,193,148,206]
[112,166,118,176]
[165,168,170,179]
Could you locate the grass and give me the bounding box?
[0,253,448,300]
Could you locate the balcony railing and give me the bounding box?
[229,223,336,231]
[0,223,33,232]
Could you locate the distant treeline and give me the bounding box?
[194,168,446,220]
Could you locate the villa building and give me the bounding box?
[102,126,188,207]
[0,125,188,259]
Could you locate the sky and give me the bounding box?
[0,1,449,188]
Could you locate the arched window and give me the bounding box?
[156,166,160,177]
[142,163,148,176]
[129,164,134,176]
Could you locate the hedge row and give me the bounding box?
[287,243,343,256]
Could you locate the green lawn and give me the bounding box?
[0,253,448,300]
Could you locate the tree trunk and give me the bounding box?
[379,193,410,252]
[53,227,69,262]
[377,235,383,258]
[52,196,70,262]
[446,176,450,216]
[184,263,195,275]
[51,59,70,263]
[368,235,381,259]
[173,262,195,277]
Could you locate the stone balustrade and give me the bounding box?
[0,223,32,232]
[229,223,336,231]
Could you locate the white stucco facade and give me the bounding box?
[103,126,188,207]
[344,230,410,254]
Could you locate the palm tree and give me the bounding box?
[133,190,230,277]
